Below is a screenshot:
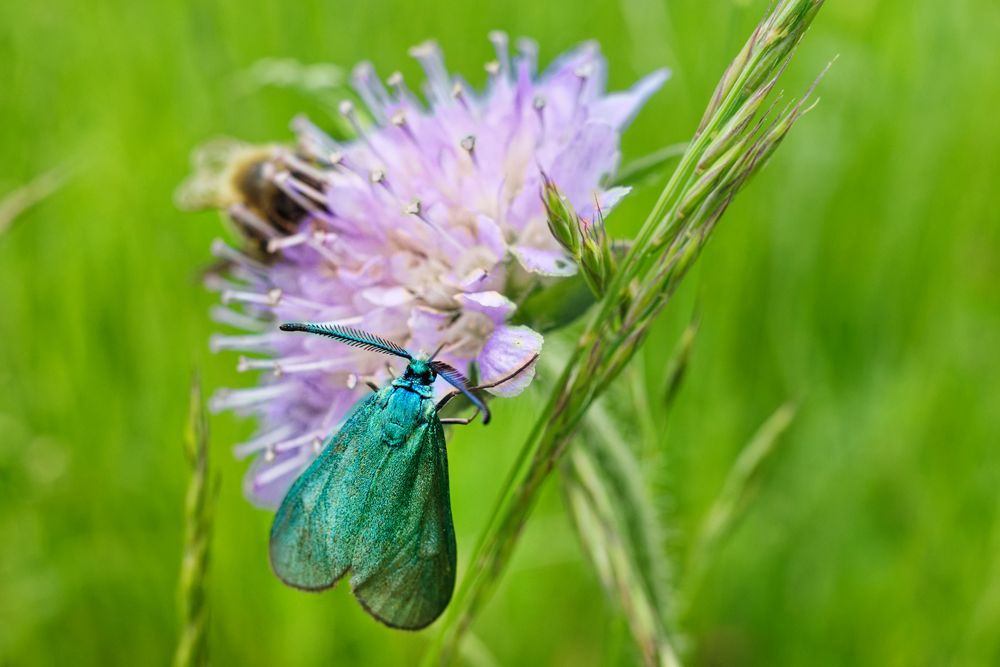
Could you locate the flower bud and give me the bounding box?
[541,173,582,255]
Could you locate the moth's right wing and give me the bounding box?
[269,391,387,590]
[350,416,457,630]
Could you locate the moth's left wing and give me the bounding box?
[269,392,384,590]
[349,414,457,630]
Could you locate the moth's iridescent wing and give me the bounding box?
[269,391,385,590]
[350,411,457,630]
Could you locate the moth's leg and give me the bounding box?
[441,407,481,426]
[469,354,540,391]
[435,353,540,413]
[385,363,397,379]
[348,372,379,393]
[435,390,459,412]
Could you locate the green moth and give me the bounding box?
[269,321,536,630]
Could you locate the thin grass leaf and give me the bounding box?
[0,164,71,237]
[952,485,1000,663]
[457,632,502,667]
[662,318,699,415]
[562,397,680,667]
[627,350,660,457]
[683,402,797,603]
[230,57,350,129]
[422,3,826,663]
[174,373,219,667]
[613,142,689,187]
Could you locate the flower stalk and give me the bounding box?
[426,1,827,662]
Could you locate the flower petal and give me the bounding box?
[478,325,544,397]
[456,290,516,324]
[578,185,632,222]
[475,214,508,259]
[549,122,620,206]
[359,285,413,308]
[407,305,452,353]
[511,244,578,276]
[589,68,670,129]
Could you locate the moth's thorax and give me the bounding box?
[392,358,436,398]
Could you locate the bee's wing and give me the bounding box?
[268,391,386,591]
[349,413,457,630]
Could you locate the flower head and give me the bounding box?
[189,34,667,507]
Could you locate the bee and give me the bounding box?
[175,138,312,262]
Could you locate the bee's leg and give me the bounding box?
[440,408,481,426]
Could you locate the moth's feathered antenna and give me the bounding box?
[429,360,491,424]
[279,322,412,360]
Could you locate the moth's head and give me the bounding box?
[403,358,436,386]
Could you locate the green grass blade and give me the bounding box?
[612,142,688,187]
[0,164,71,237]
[562,399,680,667]
[661,318,699,415]
[173,374,219,667]
[423,2,826,662]
[683,402,797,603]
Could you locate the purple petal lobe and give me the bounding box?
[511,244,578,276]
[549,123,620,206]
[360,286,413,307]
[478,325,544,397]
[578,186,632,222]
[456,291,516,324]
[590,68,670,129]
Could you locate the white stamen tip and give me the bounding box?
[460,135,476,152]
[390,111,406,127]
[387,71,403,87]
[408,41,435,58]
[267,288,283,305]
[264,447,277,463]
[484,61,500,76]
[346,373,358,389]
[404,200,422,216]
[369,168,385,184]
[338,100,355,116]
[312,438,324,454]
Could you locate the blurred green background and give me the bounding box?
[2,0,999,664]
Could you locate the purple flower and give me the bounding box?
[198,34,667,507]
